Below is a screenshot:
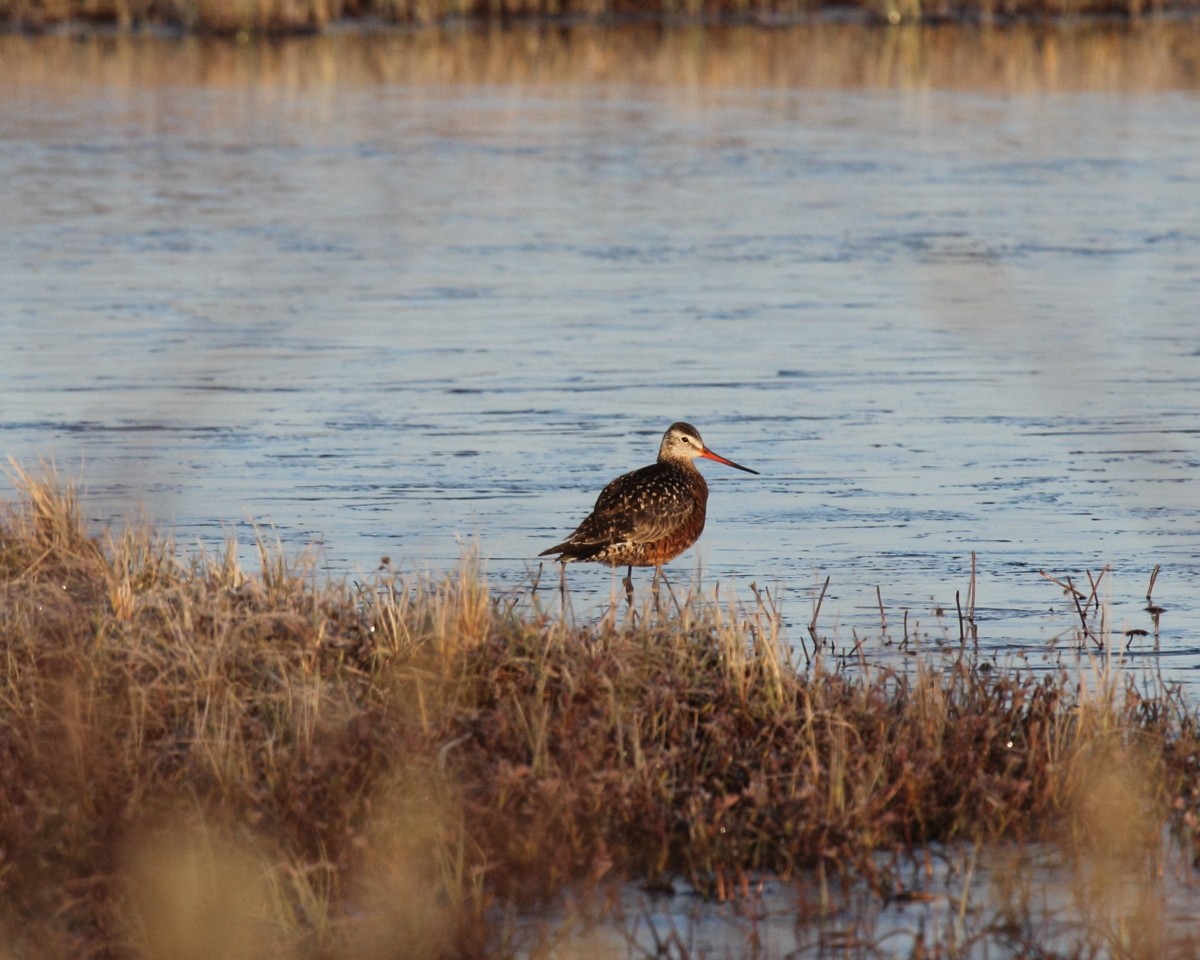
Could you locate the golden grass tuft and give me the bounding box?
[2,466,1200,956]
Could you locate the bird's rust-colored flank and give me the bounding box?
[539,422,758,578]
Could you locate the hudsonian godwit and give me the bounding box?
[539,421,758,597]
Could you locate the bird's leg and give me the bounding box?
[623,565,634,605]
[558,561,568,607]
[651,566,663,613]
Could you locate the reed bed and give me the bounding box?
[3,465,1200,958]
[5,26,1200,96]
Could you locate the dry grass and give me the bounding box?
[1,0,1195,35]
[5,26,1200,96]
[3,464,1200,958]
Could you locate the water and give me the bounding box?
[527,836,1200,958]
[2,27,1200,684]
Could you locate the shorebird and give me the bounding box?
[539,422,758,597]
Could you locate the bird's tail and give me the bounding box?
[538,540,605,562]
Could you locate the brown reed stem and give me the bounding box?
[807,574,830,653]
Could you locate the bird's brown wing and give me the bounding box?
[582,464,700,546]
[546,473,645,554]
[540,463,705,562]
[542,466,656,555]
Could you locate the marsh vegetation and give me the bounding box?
[3,466,1200,957]
[3,0,1196,34]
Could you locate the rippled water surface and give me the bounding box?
[3,27,1200,685]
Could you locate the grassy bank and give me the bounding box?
[2,0,1195,36]
[9,26,1200,96]
[3,465,1200,958]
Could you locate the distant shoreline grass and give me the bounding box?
[4,464,1200,957]
[6,21,1200,95]
[1,0,1196,37]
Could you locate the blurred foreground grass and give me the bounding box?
[3,464,1200,958]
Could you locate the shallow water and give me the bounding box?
[2,27,1200,685]
[529,836,1200,958]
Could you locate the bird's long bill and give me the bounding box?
[700,447,759,475]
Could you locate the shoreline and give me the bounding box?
[5,19,1200,93]
[4,2,1198,37]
